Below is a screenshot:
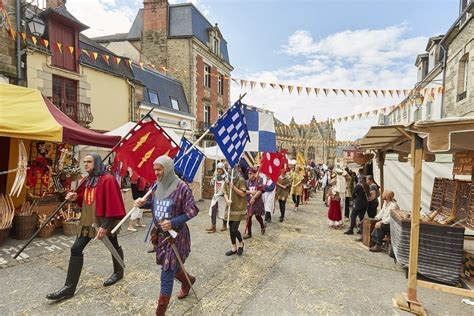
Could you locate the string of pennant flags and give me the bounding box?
[11,31,445,100]
[278,139,361,146]
[5,30,442,124]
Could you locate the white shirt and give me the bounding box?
[375,200,399,224]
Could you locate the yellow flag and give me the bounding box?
[297,152,305,166]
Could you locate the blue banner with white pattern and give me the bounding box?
[174,137,205,183]
[210,100,250,167]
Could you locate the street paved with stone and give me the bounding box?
[0,191,472,315]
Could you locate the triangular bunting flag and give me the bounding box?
[82,49,90,58]
[288,85,294,94]
[297,86,303,95]
[396,90,401,97]
[323,88,329,96]
[350,115,355,120]
[125,59,131,68]
[305,87,312,96]
[344,117,348,121]
[357,113,363,118]
[365,111,370,117]
[19,32,26,44]
[270,83,276,89]
[68,46,74,55]
[337,118,342,123]
[314,88,320,96]
[31,36,37,46]
[403,89,409,97]
[250,81,257,90]
[279,84,286,92]
[92,52,99,60]
[332,89,338,95]
[373,90,379,97]
[349,89,355,96]
[115,57,121,65]
[381,90,386,97]
[260,82,266,89]
[389,90,394,97]
[231,78,238,84]
[55,42,62,53]
[365,90,371,97]
[357,90,363,97]
[372,110,378,115]
[341,89,347,96]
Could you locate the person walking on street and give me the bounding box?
[134,156,200,316]
[243,167,266,239]
[276,169,291,222]
[223,167,247,256]
[46,153,126,301]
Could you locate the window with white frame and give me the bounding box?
[218,73,224,95]
[170,97,179,111]
[204,64,211,88]
[204,105,211,123]
[426,101,432,120]
[148,89,159,105]
[457,53,469,102]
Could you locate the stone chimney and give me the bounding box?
[46,0,66,9]
[143,0,168,33]
[141,0,169,67]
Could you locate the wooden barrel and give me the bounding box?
[14,214,38,240]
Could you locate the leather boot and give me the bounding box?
[220,224,227,232]
[206,225,216,233]
[46,255,83,300]
[155,294,171,316]
[103,246,124,286]
[174,269,196,299]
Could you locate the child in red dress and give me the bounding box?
[327,188,343,229]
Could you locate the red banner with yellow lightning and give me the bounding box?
[112,120,180,184]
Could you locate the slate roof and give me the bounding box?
[132,64,192,116]
[79,34,135,80]
[92,3,230,64]
[40,5,89,31]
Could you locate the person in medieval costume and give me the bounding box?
[261,173,276,223]
[46,153,126,301]
[276,169,291,222]
[243,167,266,239]
[223,166,247,256]
[207,162,228,233]
[291,165,304,212]
[135,155,199,316]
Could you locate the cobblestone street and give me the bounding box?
[0,191,471,315]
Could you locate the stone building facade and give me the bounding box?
[94,0,233,141]
[275,116,336,165]
[442,1,474,117]
[0,0,17,83]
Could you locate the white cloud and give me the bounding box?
[232,25,428,140]
[66,0,137,37]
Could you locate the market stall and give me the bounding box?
[359,118,474,314]
[0,83,120,242]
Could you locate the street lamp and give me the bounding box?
[24,6,45,37]
[413,93,424,109]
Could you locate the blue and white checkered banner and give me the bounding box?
[174,137,205,183]
[243,105,277,152]
[210,100,250,168]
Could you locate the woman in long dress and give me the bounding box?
[327,188,342,228]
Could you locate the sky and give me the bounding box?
[61,0,460,140]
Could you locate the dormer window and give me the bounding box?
[208,24,221,57]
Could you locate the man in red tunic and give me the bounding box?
[46,153,126,301]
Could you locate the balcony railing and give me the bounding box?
[53,100,94,127]
[197,121,211,131]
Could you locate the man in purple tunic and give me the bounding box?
[135,155,199,316]
[243,167,266,239]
